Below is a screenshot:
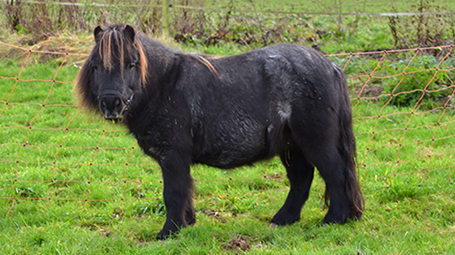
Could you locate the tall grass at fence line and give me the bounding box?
[2,0,455,54]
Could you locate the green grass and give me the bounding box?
[222,0,455,13]
[1,34,455,254]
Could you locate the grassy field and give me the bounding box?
[1,1,455,253]
[1,38,455,254]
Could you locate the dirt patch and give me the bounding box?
[223,234,251,253]
[362,85,384,98]
[201,209,233,223]
[201,209,220,219]
[350,84,384,101]
[99,229,114,238]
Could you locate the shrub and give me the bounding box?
[382,54,455,108]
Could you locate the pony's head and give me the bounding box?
[76,24,148,120]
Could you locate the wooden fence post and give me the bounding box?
[162,0,169,36]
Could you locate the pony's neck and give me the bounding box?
[142,37,176,81]
[126,36,180,127]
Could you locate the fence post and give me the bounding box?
[338,0,342,31]
[162,0,169,36]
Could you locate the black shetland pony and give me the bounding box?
[76,24,363,239]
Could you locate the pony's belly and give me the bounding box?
[195,145,270,169]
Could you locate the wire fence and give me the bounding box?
[2,0,455,49]
[4,0,455,15]
[0,40,454,216]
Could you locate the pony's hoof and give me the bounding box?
[156,229,178,240]
[269,223,278,229]
[323,211,347,225]
[156,231,169,240]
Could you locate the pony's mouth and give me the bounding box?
[98,92,134,121]
[102,101,130,121]
[100,101,126,121]
[103,110,125,121]
[104,115,124,123]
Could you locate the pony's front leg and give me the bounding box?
[156,152,195,240]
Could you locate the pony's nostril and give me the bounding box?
[115,99,121,107]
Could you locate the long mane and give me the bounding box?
[75,24,148,110]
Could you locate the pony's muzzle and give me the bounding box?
[99,95,126,120]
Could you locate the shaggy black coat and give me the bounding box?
[76,24,363,239]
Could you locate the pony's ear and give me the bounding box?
[94,26,103,42]
[124,25,136,42]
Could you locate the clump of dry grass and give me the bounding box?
[1,32,94,66]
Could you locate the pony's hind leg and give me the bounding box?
[300,135,360,224]
[185,200,196,226]
[271,147,315,226]
[315,150,353,224]
[288,112,362,225]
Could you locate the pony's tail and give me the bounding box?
[331,62,364,220]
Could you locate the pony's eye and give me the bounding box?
[92,65,98,70]
[130,63,136,69]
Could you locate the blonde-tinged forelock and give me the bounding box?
[97,25,148,86]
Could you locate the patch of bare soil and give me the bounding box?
[223,234,251,253]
